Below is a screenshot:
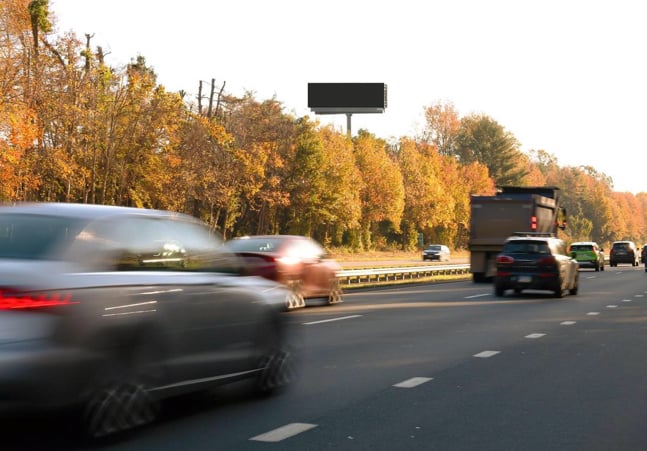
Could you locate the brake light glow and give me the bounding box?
[277,256,301,265]
[496,255,514,264]
[0,290,78,310]
[538,256,557,266]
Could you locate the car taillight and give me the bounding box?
[0,289,78,310]
[531,216,537,231]
[496,255,514,264]
[538,256,557,266]
[277,256,301,265]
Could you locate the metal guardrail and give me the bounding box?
[337,264,471,286]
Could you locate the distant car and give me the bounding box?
[494,234,579,298]
[568,241,605,271]
[0,202,296,439]
[609,240,639,267]
[225,235,343,309]
[641,245,647,264]
[422,244,451,262]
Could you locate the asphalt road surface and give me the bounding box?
[6,264,647,450]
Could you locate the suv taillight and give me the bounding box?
[538,256,557,266]
[0,289,78,310]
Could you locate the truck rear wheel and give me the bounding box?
[473,273,486,283]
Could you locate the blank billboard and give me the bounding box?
[308,83,387,110]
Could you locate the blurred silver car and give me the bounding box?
[422,244,451,262]
[0,202,296,438]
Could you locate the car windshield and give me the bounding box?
[226,237,284,252]
[0,214,85,260]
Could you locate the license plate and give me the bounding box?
[518,275,532,283]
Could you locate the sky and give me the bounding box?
[50,0,647,193]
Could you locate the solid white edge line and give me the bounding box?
[464,293,490,299]
[393,377,433,388]
[303,315,362,325]
[250,423,317,442]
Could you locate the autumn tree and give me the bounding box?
[396,138,453,250]
[421,100,460,157]
[352,130,404,250]
[314,126,362,245]
[455,113,528,186]
[0,0,42,200]
[223,94,295,236]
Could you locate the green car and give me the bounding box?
[568,241,605,271]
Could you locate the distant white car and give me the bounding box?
[422,244,451,262]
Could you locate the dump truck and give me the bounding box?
[469,186,567,282]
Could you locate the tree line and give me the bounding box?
[2,0,647,251]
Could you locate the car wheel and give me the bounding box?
[254,326,298,397]
[494,281,505,297]
[473,273,486,283]
[554,279,564,298]
[595,262,600,272]
[81,350,160,439]
[286,281,305,310]
[327,278,343,305]
[569,273,579,295]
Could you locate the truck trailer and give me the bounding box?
[469,186,566,282]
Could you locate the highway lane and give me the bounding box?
[6,265,647,450]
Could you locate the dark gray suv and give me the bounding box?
[0,203,296,438]
[494,234,579,298]
[609,240,639,267]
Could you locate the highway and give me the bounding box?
[6,264,647,450]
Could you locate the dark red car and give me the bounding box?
[226,235,343,309]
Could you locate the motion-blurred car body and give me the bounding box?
[0,203,296,438]
[225,235,343,309]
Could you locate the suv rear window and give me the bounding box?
[612,242,632,250]
[502,241,550,254]
[570,244,593,251]
[0,214,84,260]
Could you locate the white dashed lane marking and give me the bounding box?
[474,350,500,358]
[622,299,632,302]
[587,312,600,316]
[393,377,433,388]
[525,333,546,339]
[465,293,490,299]
[607,305,618,308]
[561,321,576,325]
[303,315,362,325]
[250,423,317,442]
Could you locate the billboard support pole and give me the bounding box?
[346,113,352,138]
